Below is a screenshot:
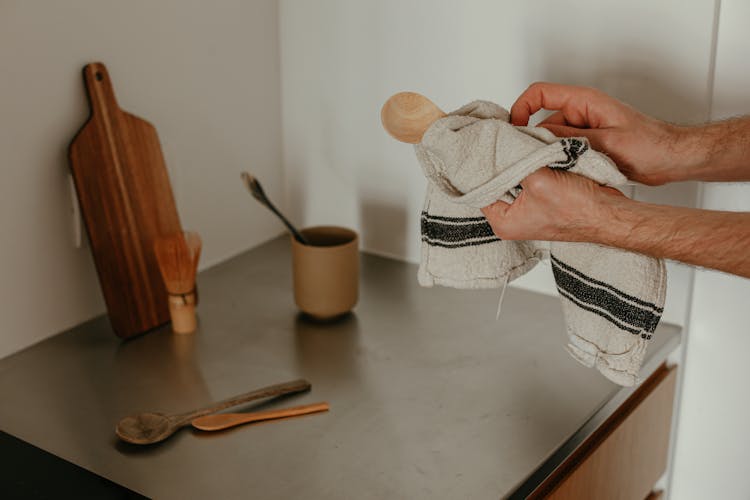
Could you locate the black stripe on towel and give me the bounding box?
[549,138,587,170]
[421,236,500,249]
[421,213,488,223]
[556,288,641,335]
[420,212,499,246]
[550,254,663,313]
[552,258,660,337]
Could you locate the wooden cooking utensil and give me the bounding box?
[380,92,447,144]
[154,231,202,334]
[115,379,311,445]
[69,62,183,338]
[192,402,329,431]
[241,172,309,245]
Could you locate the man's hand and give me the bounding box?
[510,82,681,185]
[480,82,750,278]
[480,168,625,242]
[481,167,750,278]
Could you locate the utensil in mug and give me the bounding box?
[291,226,358,320]
[241,172,309,245]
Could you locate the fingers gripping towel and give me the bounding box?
[414,100,667,386]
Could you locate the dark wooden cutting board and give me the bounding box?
[69,62,183,338]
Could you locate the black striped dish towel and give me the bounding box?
[414,100,667,386]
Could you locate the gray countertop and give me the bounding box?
[0,236,680,499]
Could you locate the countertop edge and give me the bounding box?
[504,330,681,498]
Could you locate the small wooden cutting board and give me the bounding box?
[69,62,183,338]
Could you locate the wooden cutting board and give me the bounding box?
[69,62,183,338]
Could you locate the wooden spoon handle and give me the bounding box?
[173,379,311,426]
[192,402,330,431]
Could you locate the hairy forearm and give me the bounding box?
[667,116,750,182]
[590,198,750,278]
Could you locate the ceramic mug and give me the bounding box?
[291,226,359,319]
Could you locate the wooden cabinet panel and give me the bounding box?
[532,365,677,500]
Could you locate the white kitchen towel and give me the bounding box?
[414,100,667,386]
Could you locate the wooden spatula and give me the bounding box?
[191,402,329,431]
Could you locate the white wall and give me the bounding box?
[0,1,283,358]
[669,1,750,498]
[279,0,717,326]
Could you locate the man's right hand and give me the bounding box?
[510,82,682,185]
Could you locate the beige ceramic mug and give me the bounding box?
[291,226,359,319]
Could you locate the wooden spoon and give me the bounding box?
[192,402,329,431]
[380,92,447,144]
[115,379,311,445]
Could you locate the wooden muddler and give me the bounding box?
[154,231,202,334]
[168,291,197,334]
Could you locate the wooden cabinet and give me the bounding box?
[530,364,677,500]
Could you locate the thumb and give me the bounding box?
[481,200,511,221]
[600,185,627,198]
[540,123,606,149]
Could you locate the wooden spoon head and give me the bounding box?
[115,412,176,445]
[381,92,446,144]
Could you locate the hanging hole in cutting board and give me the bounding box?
[96,71,103,81]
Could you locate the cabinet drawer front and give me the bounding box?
[536,365,677,500]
